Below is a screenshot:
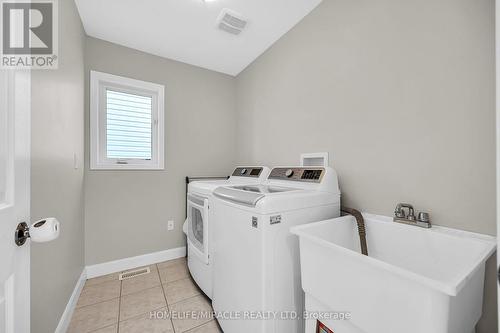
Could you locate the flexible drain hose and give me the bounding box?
[341,206,368,256]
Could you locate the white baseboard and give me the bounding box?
[85,246,186,279]
[55,268,87,333]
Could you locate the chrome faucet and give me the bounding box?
[394,203,431,228]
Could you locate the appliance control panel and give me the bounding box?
[268,168,324,183]
[232,167,263,178]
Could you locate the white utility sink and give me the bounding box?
[291,214,496,333]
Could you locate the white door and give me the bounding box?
[0,70,31,333]
[497,1,500,328]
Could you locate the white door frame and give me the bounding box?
[496,0,500,331]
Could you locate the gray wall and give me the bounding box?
[235,0,497,332]
[30,0,86,332]
[84,37,236,265]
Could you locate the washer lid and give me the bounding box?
[230,185,297,194]
[213,185,297,207]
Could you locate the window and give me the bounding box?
[90,71,164,170]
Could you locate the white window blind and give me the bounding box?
[90,71,165,170]
[106,89,153,160]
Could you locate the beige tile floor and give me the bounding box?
[68,257,222,333]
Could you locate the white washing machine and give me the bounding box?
[211,167,340,333]
[183,166,270,299]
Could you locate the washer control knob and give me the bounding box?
[240,168,247,175]
[285,169,294,178]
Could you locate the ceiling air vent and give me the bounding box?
[216,8,247,35]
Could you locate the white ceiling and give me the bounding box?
[75,0,323,76]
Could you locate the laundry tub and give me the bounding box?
[290,214,496,333]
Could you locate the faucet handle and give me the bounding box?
[417,212,430,223]
[394,204,406,218]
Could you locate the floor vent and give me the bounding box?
[119,267,150,280]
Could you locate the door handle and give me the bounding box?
[14,218,60,246]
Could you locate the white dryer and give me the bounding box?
[211,167,340,333]
[184,166,270,299]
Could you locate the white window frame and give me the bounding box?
[90,70,165,170]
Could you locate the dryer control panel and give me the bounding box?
[232,167,264,178]
[268,167,324,183]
